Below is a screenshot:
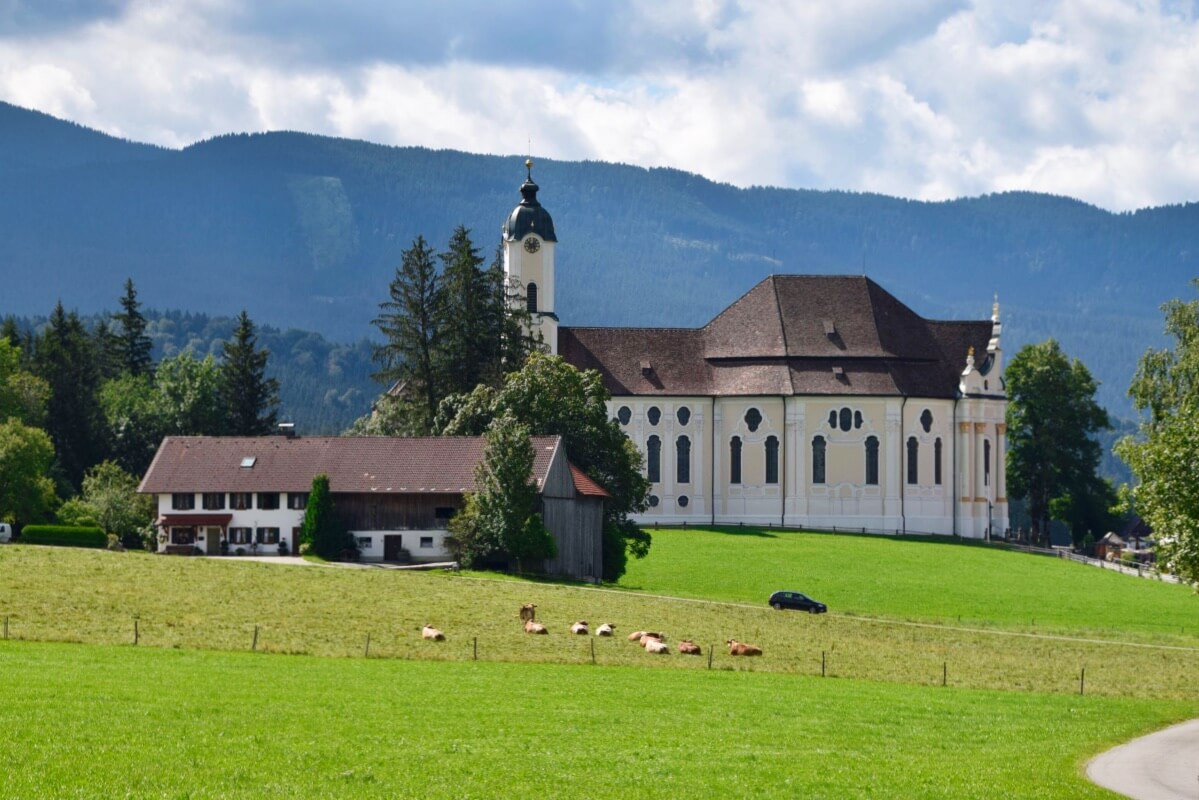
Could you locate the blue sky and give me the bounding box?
[1,0,1196,210]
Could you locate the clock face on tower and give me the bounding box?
[523,236,541,254]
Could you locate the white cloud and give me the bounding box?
[0,0,1196,210]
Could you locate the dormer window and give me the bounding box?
[823,319,836,336]
[240,457,256,468]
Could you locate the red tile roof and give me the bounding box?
[139,435,562,495]
[569,463,610,498]
[559,275,993,398]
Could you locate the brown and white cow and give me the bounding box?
[595,623,616,637]
[519,603,537,622]
[645,638,670,654]
[638,633,665,647]
[627,630,648,642]
[677,639,702,655]
[726,639,763,656]
[524,619,548,635]
[571,621,589,635]
[421,624,445,641]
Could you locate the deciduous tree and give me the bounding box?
[1118,283,1199,584]
[1005,340,1111,545]
[441,352,650,580]
[0,418,58,529]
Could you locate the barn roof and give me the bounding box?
[569,463,610,499]
[138,435,562,495]
[558,275,993,398]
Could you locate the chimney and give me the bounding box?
[278,423,297,439]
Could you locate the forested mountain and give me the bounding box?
[2,100,1196,417]
[9,310,376,434]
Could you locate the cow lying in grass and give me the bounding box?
[628,630,662,643]
[519,603,537,622]
[524,619,548,635]
[644,638,670,654]
[726,639,762,656]
[595,623,615,637]
[422,624,445,641]
[571,621,589,635]
[677,639,701,656]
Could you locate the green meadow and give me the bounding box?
[1,530,1197,797]
[0,640,1191,799]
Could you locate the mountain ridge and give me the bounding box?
[1,100,1195,417]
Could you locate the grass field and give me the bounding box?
[1,640,1193,799]
[2,544,1198,700]
[621,527,1198,640]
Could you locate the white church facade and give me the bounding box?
[502,161,1009,538]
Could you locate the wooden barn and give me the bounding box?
[138,433,607,581]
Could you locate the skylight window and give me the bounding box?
[240,457,257,468]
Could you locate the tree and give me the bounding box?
[1005,340,1111,546]
[441,352,650,580]
[437,226,500,397]
[113,278,153,377]
[1117,283,1199,584]
[0,418,58,529]
[1,338,50,427]
[300,474,350,560]
[219,310,280,436]
[371,236,442,433]
[32,302,106,488]
[448,412,555,571]
[59,460,155,549]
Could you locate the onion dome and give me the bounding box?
[503,158,557,242]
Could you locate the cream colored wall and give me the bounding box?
[612,397,710,522]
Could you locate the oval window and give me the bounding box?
[676,407,691,426]
[617,406,631,425]
[839,407,852,432]
[647,407,661,425]
[920,409,933,433]
[745,408,762,432]
[854,410,863,429]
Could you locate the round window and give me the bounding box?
[648,495,660,508]
[617,406,631,425]
[676,407,691,426]
[647,407,661,425]
[677,495,689,508]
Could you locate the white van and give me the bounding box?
[0,523,11,543]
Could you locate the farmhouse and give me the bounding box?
[138,433,606,580]
[504,161,1008,537]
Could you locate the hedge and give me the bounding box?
[19,525,107,549]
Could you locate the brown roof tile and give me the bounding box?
[559,275,994,399]
[569,463,610,498]
[139,435,562,495]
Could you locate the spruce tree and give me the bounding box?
[114,278,153,377]
[219,310,280,436]
[371,236,442,433]
[33,302,106,488]
[437,226,498,396]
[300,474,347,559]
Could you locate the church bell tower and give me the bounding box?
[502,159,558,354]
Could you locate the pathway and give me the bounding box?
[1087,719,1199,799]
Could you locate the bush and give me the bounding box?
[20,525,107,549]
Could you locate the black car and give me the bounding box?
[769,590,827,614]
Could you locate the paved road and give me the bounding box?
[1087,719,1199,799]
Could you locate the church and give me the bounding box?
[501,161,1009,539]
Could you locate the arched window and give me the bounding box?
[934,438,943,485]
[865,436,879,485]
[676,406,690,426]
[984,439,991,486]
[730,436,742,484]
[812,436,826,484]
[765,436,779,484]
[907,436,919,485]
[646,436,661,483]
[526,282,538,313]
[647,407,661,426]
[676,436,691,484]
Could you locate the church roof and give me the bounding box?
[559,275,992,398]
